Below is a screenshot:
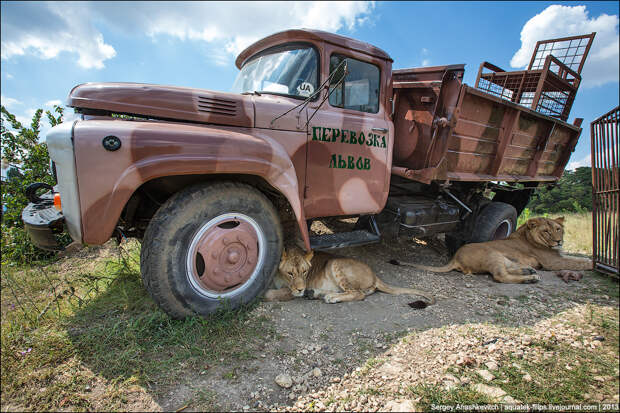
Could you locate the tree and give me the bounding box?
[526,167,593,214]
[1,104,67,264]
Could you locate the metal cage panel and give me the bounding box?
[591,106,619,275]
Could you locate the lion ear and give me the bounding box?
[527,218,539,229]
[304,250,314,262]
[281,248,288,259]
[555,216,565,226]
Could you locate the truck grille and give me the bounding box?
[196,96,237,117]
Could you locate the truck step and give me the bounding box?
[308,230,380,251]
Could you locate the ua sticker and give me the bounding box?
[297,82,314,97]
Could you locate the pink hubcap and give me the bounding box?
[192,219,259,292]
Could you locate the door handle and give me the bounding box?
[372,127,388,133]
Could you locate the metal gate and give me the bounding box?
[591,106,619,275]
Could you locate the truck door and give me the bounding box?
[304,53,391,218]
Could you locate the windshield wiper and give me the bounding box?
[269,59,348,128]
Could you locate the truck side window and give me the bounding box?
[328,54,380,113]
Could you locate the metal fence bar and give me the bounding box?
[591,106,619,275]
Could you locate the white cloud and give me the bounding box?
[12,108,37,128]
[422,59,431,67]
[1,95,22,109]
[566,153,591,170]
[1,2,116,69]
[45,99,62,107]
[2,2,373,69]
[5,73,13,79]
[89,1,375,56]
[510,5,619,87]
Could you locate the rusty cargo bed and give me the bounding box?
[390,64,582,184]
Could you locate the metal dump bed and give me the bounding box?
[391,65,583,184]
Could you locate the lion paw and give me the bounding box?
[523,274,541,284]
[323,294,340,304]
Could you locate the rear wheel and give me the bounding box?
[140,181,282,319]
[469,202,517,243]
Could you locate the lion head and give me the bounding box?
[520,217,566,250]
[278,246,314,297]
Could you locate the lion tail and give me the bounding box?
[389,258,457,273]
[374,278,435,305]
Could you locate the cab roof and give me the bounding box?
[235,29,393,69]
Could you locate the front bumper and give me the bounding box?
[22,193,65,251]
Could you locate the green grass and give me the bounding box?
[407,384,493,409]
[497,307,618,403]
[439,305,619,406]
[0,241,273,411]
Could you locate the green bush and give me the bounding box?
[1,105,69,265]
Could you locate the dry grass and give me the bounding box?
[0,241,272,411]
[553,212,592,256]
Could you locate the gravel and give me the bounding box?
[155,224,618,411]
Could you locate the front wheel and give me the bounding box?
[140,181,283,319]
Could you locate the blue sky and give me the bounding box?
[1,1,618,169]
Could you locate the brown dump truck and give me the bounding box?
[23,29,592,318]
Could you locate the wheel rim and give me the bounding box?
[492,219,512,240]
[186,213,265,298]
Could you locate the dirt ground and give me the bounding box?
[151,223,618,411]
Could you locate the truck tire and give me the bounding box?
[445,234,466,255]
[469,202,517,244]
[140,181,283,319]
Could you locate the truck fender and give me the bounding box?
[73,120,310,249]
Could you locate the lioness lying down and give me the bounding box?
[265,246,434,305]
[393,217,591,284]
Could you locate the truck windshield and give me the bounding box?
[232,44,318,99]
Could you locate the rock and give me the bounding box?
[476,369,495,382]
[503,395,518,403]
[292,376,303,384]
[473,383,507,401]
[593,376,606,382]
[521,335,532,346]
[457,356,475,366]
[485,361,499,371]
[444,374,459,382]
[443,381,457,391]
[383,399,418,412]
[288,392,297,400]
[522,373,532,382]
[379,362,402,376]
[312,367,322,377]
[330,377,341,383]
[275,374,293,388]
